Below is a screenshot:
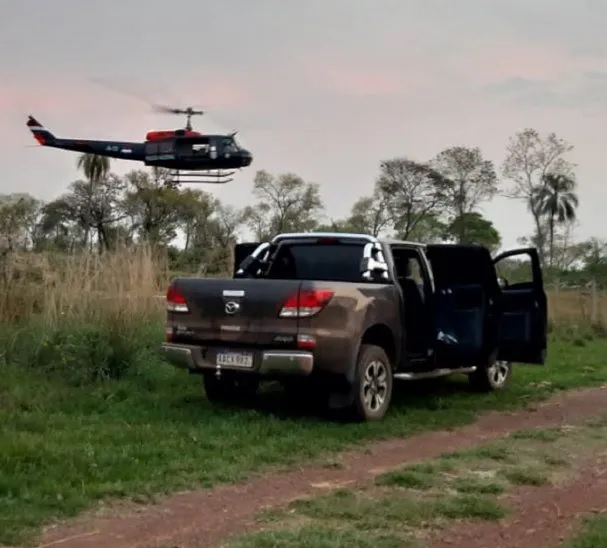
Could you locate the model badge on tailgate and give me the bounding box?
[223,289,245,297]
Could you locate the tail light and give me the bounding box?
[166,284,190,313]
[279,289,334,318]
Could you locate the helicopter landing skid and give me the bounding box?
[168,169,236,185]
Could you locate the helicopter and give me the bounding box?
[26,105,253,184]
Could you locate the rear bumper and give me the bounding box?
[160,343,314,376]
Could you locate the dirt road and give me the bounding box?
[37,385,607,548]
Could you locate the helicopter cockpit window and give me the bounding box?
[222,138,239,153]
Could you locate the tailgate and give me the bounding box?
[171,277,303,346]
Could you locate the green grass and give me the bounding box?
[236,416,607,548]
[229,527,412,548]
[1,336,607,544]
[562,515,607,547]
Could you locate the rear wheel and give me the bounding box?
[468,360,511,392]
[349,344,393,421]
[203,372,259,404]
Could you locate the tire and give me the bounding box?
[203,372,259,404]
[349,344,393,422]
[468,360,511,392]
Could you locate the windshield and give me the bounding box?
[265,242,368,282]
[223,137,239,152]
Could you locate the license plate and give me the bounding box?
[216,351,254,368]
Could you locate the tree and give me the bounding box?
[0,193,41,253]
[243,170,324,239]
[33,197,80,251]
[0,193,41,286]
[375,158,448,239]
[343,192,390,236]
[579,238,607,282]
[445,212,501,252]
[501,128,575,265]
[406,213,447,243]
[75,153,114,249]
[60,176,126,252]
[531,173,579,268]
[431,146,497,243]
[549,225,587,272]
[122,168,184,245]
[173,188,219,251]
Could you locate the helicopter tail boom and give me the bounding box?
[26,115,145,160]
[27,115,56,146]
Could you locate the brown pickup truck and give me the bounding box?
[161,232,547,421]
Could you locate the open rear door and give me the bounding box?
[493,248,547,364]
[425,244,500,368]
[232,242,262,277]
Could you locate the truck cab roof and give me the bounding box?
[271,231,426,249]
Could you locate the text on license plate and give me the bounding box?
[216,351,254,368]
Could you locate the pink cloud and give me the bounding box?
[452,43,607,85]
[296,53,429,97]
[0,78,105,116]
[181,75,257,110]
[1,72,257,117]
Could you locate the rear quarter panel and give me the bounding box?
[299,280,402,376]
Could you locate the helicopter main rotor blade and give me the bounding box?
[88,76,267,131]
[151,104,184,114]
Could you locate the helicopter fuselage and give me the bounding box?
[39,134,253,171]
[26,116,253,174]
[142,133,253,171]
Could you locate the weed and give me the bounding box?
[500,467,551,486]
[510,427,565,442]
[562,514,607,548]
[230,527,410,548]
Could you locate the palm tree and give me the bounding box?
[77,153,110,183]
[532,173,579,268]
[76,154,111,250]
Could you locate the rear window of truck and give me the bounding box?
[265,243,367,282]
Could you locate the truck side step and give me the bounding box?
[394,366,477,381]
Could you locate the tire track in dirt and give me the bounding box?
[430,457,607,548]
[37,385,607,548]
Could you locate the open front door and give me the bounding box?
[232,242,262,277]
[493,248,547,364]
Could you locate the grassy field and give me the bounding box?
[2,337,607,545]
[1,248,607,544]
[230,417,607,547]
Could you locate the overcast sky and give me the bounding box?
[2,0,606,248]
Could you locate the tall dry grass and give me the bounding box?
[0,246,167,326]
[0,246,170,384]
[547,289,607,328]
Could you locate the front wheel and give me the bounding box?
[349,344,393,421]
[468,360,511,392]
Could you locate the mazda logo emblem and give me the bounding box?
[225,301,240,315]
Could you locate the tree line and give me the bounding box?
[1,126,605,283]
